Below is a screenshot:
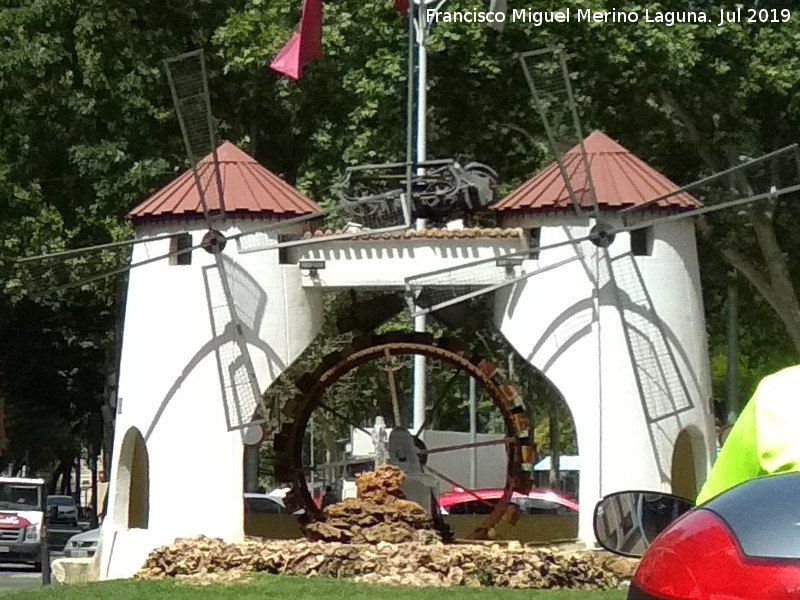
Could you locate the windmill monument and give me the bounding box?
[17,43,800,581]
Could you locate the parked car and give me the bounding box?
[63,527,99,559]
[45,495,78,527]
[63,493,288,558]
[438,488,579,515]
[243,493,286,515]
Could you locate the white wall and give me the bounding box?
[290,235,529,289]
[100,212,715,573]
[99,218,323,580]
[495,215,713,546]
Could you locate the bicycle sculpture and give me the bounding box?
[333,159,498,223]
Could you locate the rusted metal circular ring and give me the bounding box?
[275,332,536,540]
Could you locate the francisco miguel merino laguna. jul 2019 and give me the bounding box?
[424,7,792,27]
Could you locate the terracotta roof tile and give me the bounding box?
[300,227,524,241]
[493,131,701,213]
[128,142,322,222]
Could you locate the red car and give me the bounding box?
[438,487,579,515]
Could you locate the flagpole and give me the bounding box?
[416,11,427,175]
[411,0,431,434]
[405,0,415,229]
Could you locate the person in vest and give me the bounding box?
[696,365,800,505]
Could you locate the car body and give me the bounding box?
[438,488,579,515]
[63,527,99,559]
[65,493,291,555]
[46,495,79,527]
[243,493,286,515]
[594,473,800,600]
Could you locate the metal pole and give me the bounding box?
[404,0,415,230]
[469,377,477,489]
[74,458,80,514]
[309,417,315,488]
[412,0,428,433]
[90,448,99,530]
[725,275,739,424]
[41,484,51,586]
[416,11,427,175]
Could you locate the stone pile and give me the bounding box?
[303,498,442,544]
[302,465,446,544]
[136,537,622,589]
[135,465,635,589]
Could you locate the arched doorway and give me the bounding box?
[114,427,150,529]
[671,427,704,500]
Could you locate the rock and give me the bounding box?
[135,465,624,590]
[356,465,405,502]
[304,521,355,543]
[136,537,620,590]
[591,552,640,579]
[301,465,444,545]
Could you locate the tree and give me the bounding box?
[534,1,800,362]
[0,0,243,479]
[3,0,799,483]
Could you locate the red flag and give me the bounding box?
[394,0,408,15]
[270,0,323,80]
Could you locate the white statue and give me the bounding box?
[371,416,389,466]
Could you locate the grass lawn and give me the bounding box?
[3,576,627,600]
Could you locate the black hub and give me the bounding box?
[590,222,616,248]
[201,229,227,254]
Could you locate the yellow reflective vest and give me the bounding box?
[696,365,800,505]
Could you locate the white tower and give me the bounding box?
[97,143,324,579]
[493,131,715,546]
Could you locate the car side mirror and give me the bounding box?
[593,491,694,558]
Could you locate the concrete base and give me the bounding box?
[52,555,99,585]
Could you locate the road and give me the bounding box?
[0,522,93,593]
[0,552,63,594]
[0,522,92,594]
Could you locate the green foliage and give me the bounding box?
[0,0,245,477]
[2,0,800,482]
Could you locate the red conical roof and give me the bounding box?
[128,142,323,223]
[493,131,701,213]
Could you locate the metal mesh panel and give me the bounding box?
[606,254,692,421]
[164,49,223,215]
[619,144,800,222]
[518,48,598,214]
[219,255,267,334]
[203,264,265,431]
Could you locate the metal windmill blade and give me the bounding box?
[13,50,226,298]
[404,144,800,313]
[161,50,411,429]
[403,139,800,474]
[163,49,226,224]
[518,47,600,219]
[163,48,269,431]
[405,45,800,318]
[162,48,411,258]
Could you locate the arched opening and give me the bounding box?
[113,427,150,529]
[671,427,704,500]
[250,291,580,542]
